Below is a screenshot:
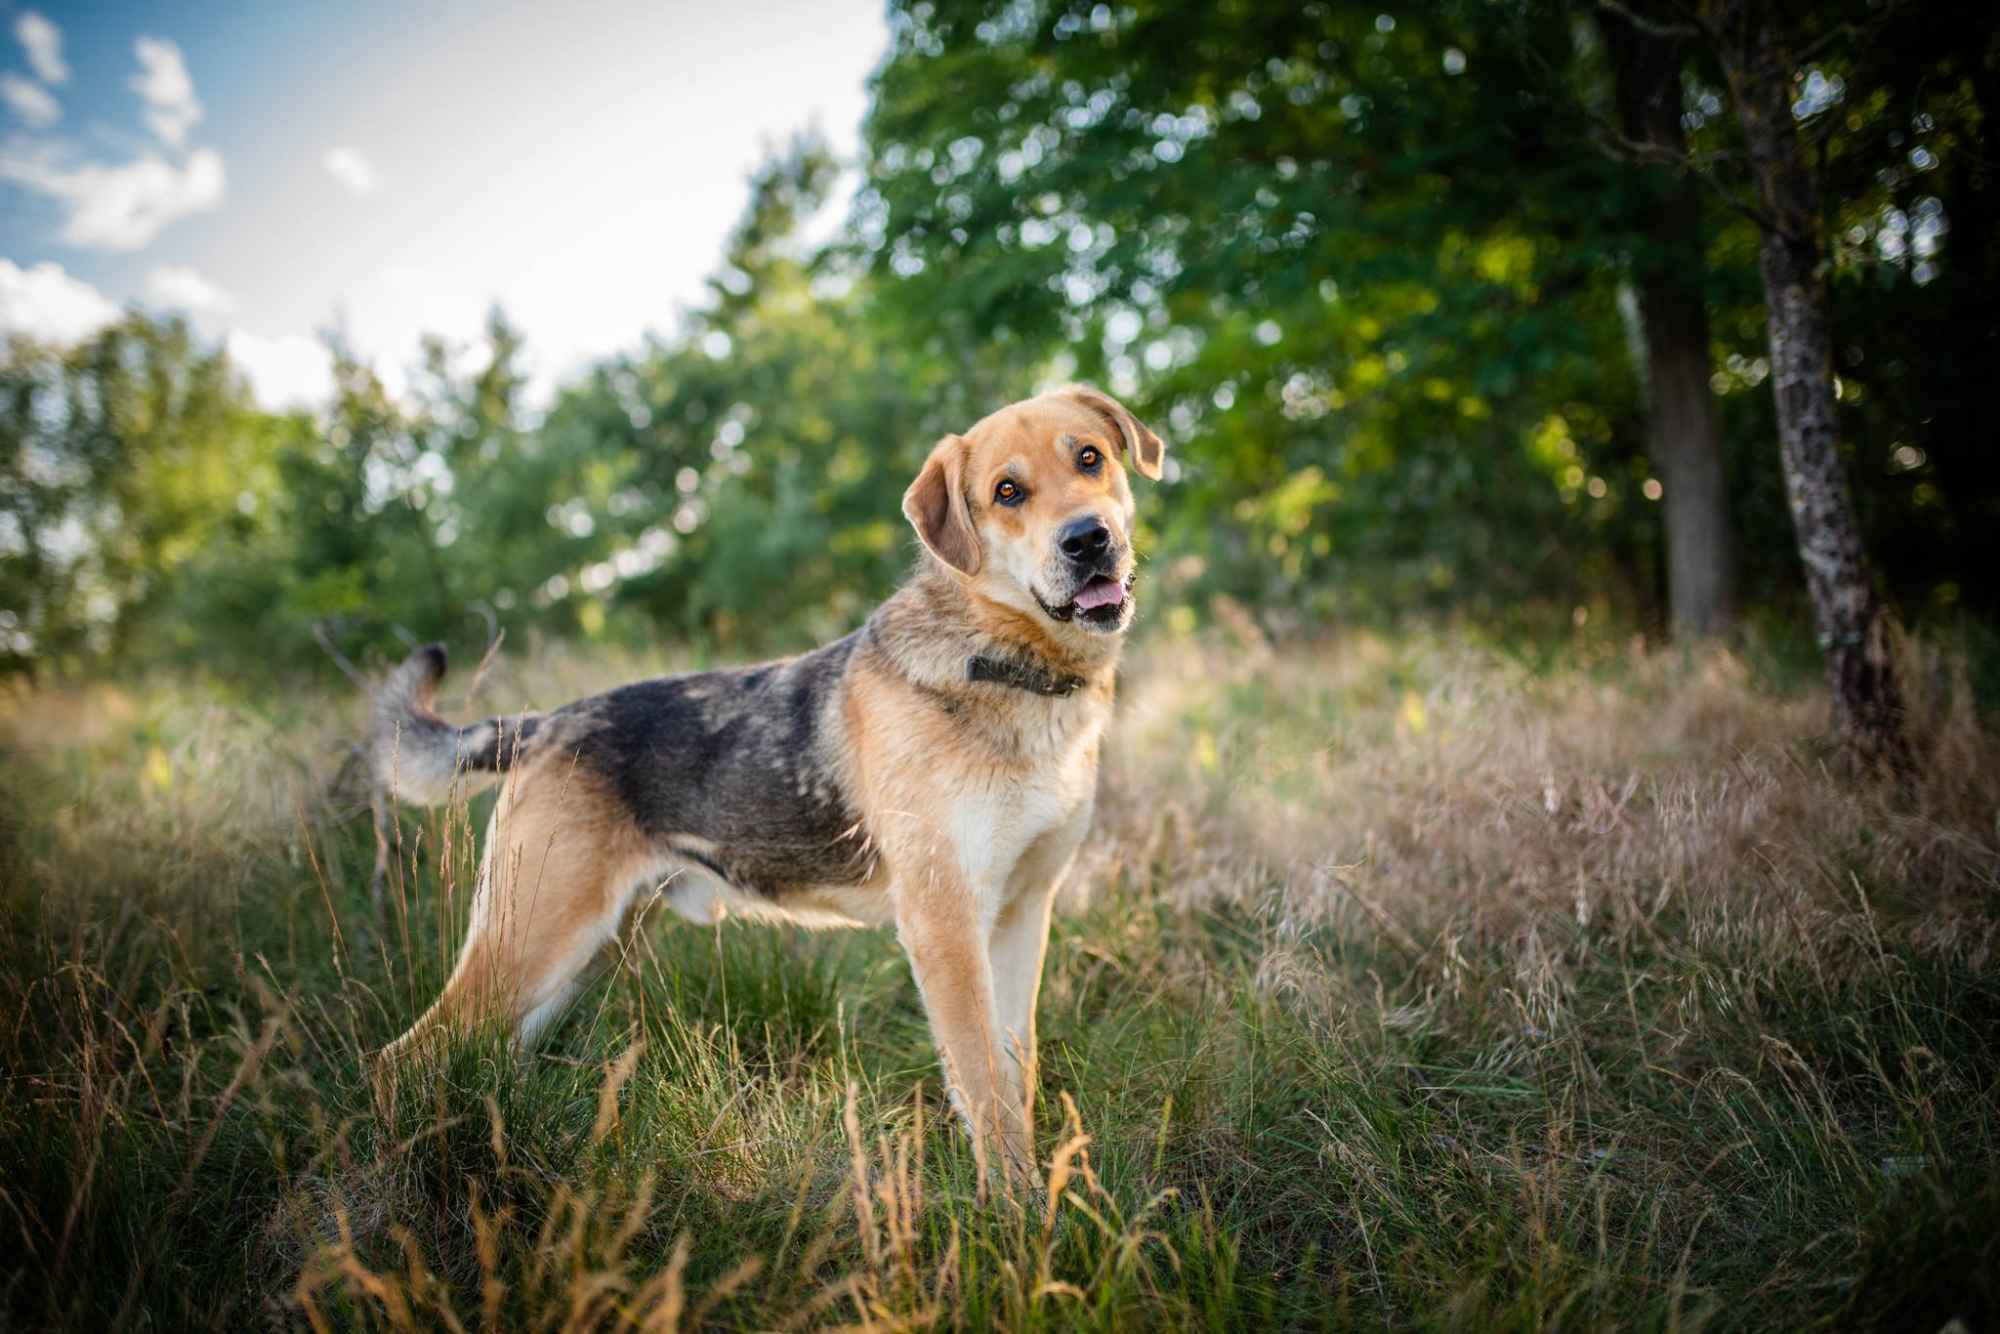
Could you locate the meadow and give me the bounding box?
[2,624,1995,1330]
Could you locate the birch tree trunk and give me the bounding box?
[1708,0,1910,769]
[1599,5,1736,638]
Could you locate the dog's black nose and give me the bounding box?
[1058,517,1111,564]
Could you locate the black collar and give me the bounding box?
[967,654,1087,698]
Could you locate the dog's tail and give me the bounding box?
[370,643,541,806]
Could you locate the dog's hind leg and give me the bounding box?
[376,760,645,1071]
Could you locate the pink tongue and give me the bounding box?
[1073,577,1125,611]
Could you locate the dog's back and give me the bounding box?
[372,634,877,901]
[541,633,876,896]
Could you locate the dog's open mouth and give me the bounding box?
[1038,573,1134,627]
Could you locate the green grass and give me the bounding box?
[2,629,1996,1330]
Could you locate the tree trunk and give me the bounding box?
[1708,1,1910,770]
[1599,5,1736,638]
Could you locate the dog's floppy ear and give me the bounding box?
[1056,383,1164,480]
[903,434,982,575]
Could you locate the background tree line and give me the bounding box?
[4,1,1994,730]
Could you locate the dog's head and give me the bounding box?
[903,385,1163,638]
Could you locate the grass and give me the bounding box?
[1,625,1996,1330]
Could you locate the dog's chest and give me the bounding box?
[947,717,1102,894]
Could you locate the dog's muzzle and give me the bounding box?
[1038,517,1134,629]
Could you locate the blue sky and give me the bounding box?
[0,0,887,404]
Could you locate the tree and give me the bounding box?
[1703,0,1909,767]
[534,135,974,648]
[0,316,282,673]
[1595,2,1736,637]
[863,1,1737,628]
[1809,6,2000,624]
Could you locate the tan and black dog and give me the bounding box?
[368,385,1161,1179]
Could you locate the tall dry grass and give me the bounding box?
[1,626,1995,1329]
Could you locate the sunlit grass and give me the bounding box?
[2,627,1996,1329]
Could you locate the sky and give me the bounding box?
[0,0,887,406]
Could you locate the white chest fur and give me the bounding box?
[948,713,1103,909]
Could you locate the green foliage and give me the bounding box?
[0,317,287,672]
[859,0,1997,631]
[2,5,1996,680]
[861,0,1655,620]
[1665,1,2000,623]
[153,312,623,673]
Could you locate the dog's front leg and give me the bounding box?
[988,878,1059,1146]
[892,868,1031,1192]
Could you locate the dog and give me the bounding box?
[367,384,1162,1181]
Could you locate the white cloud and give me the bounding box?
[144,264,233,316]
[322,147,378,196]
[0,265,324,410]
[130,36,202,147]
[0,4,889,411]
[0,259,120,344]
[226,329,333,410]
[15,12,67,85]
[0,146,225,249]
[333,265,490,401]
[1,72,58,127]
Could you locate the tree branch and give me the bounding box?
[311,618,368,689]
[1585,114,1779,231]
[1596,1,1701,41]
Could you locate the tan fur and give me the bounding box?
[374,386,1162,1187]
[379,754,654,1067]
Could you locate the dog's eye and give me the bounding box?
[1077,446,1102,472]
[994,479,1027,506]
